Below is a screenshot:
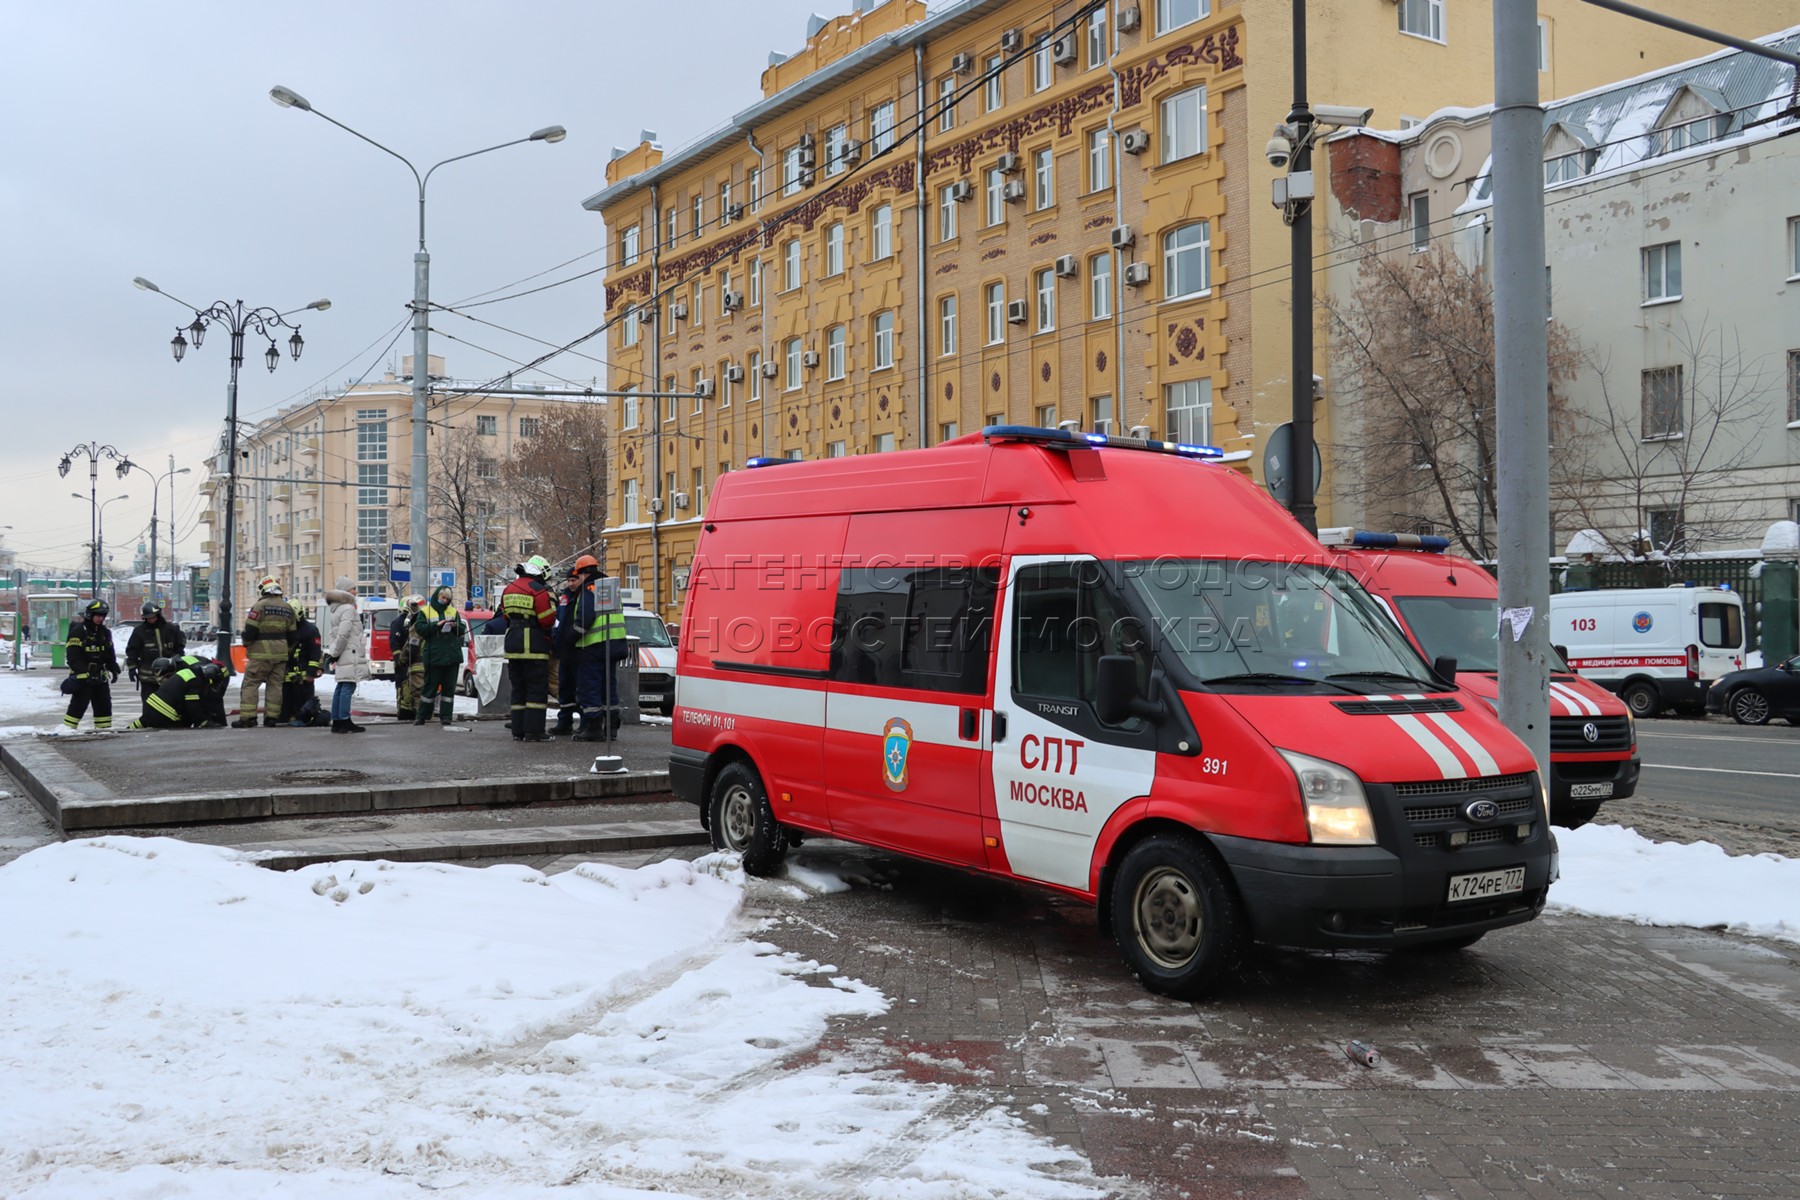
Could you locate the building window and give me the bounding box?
[1086,7,1108,68]
[783,146,804,196]
[1160,86,1208,163]
[720,180,733,224]
[873,310,895,369]
[984,54,1003,112]
[986,282,1006,344]
[939,295,957,356]
[1035,268,1056,332]
[623,479,638,524]
[355,410,387,462]
[1786,349,1800,424]
[1166,378,1213,445]
[938,76,957,132]
[870,101,896,153]
[1789,216,1800,279]
[475,457,498,480]
[1655,113,1729,156]
[828,440,848,458]
[621,386,638,430]
[1087,128,1111,192]
[940,421,960,443]
[519,416,539,438]
[476,414,497,436]
[357,548,382,586]
[665,206,678,248]
[1544,149,1590,186]
[1090,252,1112,319]
[1647,507,1686,553]
[784,239,802,291]
[1641,366,1683,440]
[1037,403,1058,427]
[1399,0,1444,43]
[356,507,387,547]
[874,432,896,453]
[1090,396,1113,436]
[1033,147,1055,209]
[356,464,387,507]
[1163,221,1212,299]
[622,304,640,347]
[692,193,705,239]
[720,362,734,408]
[1157,0,1210,35]
[748,167,763,212]
[693,369,705,414]
[1537,18,1549,71]
[825,124,850,176]
[939,185,959,241]
[826,221,845,276]
[621,224,640,266]
[1033,34,1054,92]
[827,325,847,380]
[663,385,677,424]
[785,337,804,391]
[870,204,893,260]
[985,168,1005,227]
[1409,191,1431,251]
[1643,241,1682,303]
[623,562,640,591]
[748,257,762,308]
[748,353,762,402]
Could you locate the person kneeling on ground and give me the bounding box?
[128,657,228,730]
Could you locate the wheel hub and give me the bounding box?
[720,784,756,850]
[1134,866,1203,968]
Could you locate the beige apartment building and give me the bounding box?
[588,0,1794,620]
[196,356,570,621]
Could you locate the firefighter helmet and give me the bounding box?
[522,555,549,577]
[258,576,284,596]
[150,657,174,677]
[571,554,600,575]
[84,600,110,618]
[405,594,425,609]
[141,601,163,618]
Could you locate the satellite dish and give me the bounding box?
[1263,422,1323,507]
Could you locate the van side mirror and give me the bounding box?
[1431,655,1459,690]
[1095,654,1165,725]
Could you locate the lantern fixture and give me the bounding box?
[171,331,188,362]
[288,328,304,360]
[264,341,280,372]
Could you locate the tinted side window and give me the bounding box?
[1699,602,1742,649]
[1012,562,1151,718]
[831,566,998,693]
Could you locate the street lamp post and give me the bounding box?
[57,443,132,597]
[133,277,329,669]
[116,458,191,609]
[269,85,565,584]
[71,492,132,600]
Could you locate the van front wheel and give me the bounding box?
[1110,834,1244,999]
[709,761,788,876]
[1621,681,1661,719]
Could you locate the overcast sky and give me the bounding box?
[1,0,856,577]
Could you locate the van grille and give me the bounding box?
[1415,827,1511,849]
[1404,795,1537,825]
[1334,697,1464,716]
[1550,715,1633,753]
[1393,772,1533,799]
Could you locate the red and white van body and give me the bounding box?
[671,429,1553,994]
[1548,586,1746,717]
[1326,536,1639,826]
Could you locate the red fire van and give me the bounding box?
[1323,530,1639,829]
[671,428,1555,997]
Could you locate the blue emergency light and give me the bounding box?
[745,456,798,469]
[983,424,1225,459]
[1318,527,1451,552]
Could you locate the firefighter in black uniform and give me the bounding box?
[124,602,186,704]
[283,605,326,726]
[62,599,120,731]
[128,657,227,729]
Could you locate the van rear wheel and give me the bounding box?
[1110,834,1244,999]
[1621,681,1660,719]
[709,761,787,876]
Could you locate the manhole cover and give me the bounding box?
[275,768,370,785]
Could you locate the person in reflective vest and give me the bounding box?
[500,556,556,741]
[129,658,227,729]
[63,599,120,731]
[125,602,186,704]
[569,555,628,742]
[412,585,467,726]
[235,576,298,727]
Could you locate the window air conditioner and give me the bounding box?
[1110,224,1135,248]
[799,167,816,187]
[1123,262,1152,286]
[1000,28,1023,52]
[760,360,780,378]
[648,496,665,515]
[841,138,862,166]
[1120,129,1152,155]
[1054,254,1078,278]
[948,180,973,202]
[1006,299,1028,323]
[802,350,820,367]
[727,203,745,221]
[722,290,744,312]
[1117,5,1142,33]
[1052,35,1077,65]
[996,151,1021,174]
[951,51,973,74]
[671,301,689,320]
[724,364,745,383]
[695,379,715,398]
[1002,179,1027,202]
[673,491,690,510]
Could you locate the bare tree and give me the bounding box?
[1555,317,1771,561]
[500,401,610,567]
[1322,243,1583,558]
[429,425,501,597]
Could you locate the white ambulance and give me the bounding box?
[1548,586,1745,717]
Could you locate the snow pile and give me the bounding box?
[0,838,1105,1200]
[1550,823,1800,944]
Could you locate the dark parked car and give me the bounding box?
[1706,655,1800,725]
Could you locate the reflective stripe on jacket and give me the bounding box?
[500,578,555,660]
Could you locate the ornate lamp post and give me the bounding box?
[116,458,191,608]
[57,443,132,596]
[133,277,329,668]
[270,85,564,584]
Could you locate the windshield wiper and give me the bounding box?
[1207,672,1361,695]
[1325,670,1442,691]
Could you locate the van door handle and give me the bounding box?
[960,707,978,740]
[991,711,1007,743]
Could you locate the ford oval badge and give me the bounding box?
[1464,799,1500,823]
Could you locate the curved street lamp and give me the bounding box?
[58,442,132,597]
[116,457,192,609]
[70,491,132,601]
[270,84,564,587]
[134,276,329,668]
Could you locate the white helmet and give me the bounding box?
[258,576,284,596]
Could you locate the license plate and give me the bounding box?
[1569,782,1613,799]
[1447,867,1526,904]
[639,693,665,704]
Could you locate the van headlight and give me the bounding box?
[1279,749,1376,845]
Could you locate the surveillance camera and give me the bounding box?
[1265,136,1292,169]
[1311,103,1375,128]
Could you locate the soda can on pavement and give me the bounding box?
[1344,1040,1379,1067]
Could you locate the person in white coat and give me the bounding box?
[323,576,369,734]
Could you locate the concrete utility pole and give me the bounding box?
[1491,0,1551,778]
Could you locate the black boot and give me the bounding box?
[331,719,351,733]
[552,710,575,735]
[346,718,367,732]
[572,716,598,742]
[232,717,258,728]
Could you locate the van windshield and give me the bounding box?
[1699,602,1742,649]
[624,611,672,648]
[1124,560,1440,693]
[1394,596,1500,671]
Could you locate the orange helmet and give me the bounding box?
[571,554,600,574]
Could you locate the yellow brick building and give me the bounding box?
[588,0,1794,619]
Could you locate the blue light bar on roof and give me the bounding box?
[744,456,798,469]
[981,425,1225,459]
[1355,530,1451,552]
